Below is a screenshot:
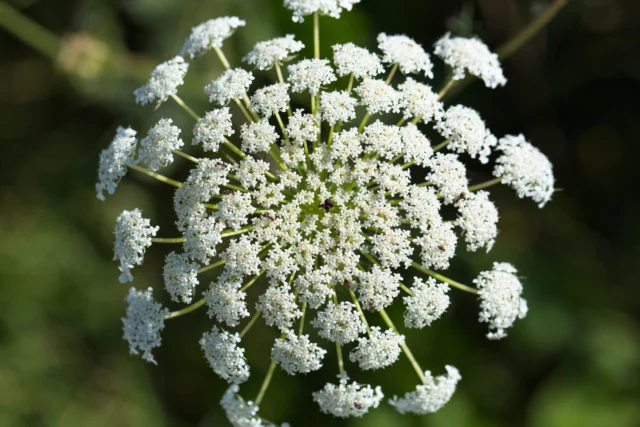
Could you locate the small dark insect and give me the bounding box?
[343,279,351,288]
[437,244,446,252]
[215,160,226,167]
[319,198,334,212]
[263,213,276,221]
[454,192,467,204]
[223,189,234,195]
[353,402,363,410]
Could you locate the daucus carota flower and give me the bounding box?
[99,1,557,423]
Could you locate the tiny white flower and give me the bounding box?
[163,252,199,303]
[184,215,223,263]
[139,118,183,172]
[397,78,443,123]
[349,327,404,370]
[329,128,362,162]
[234,157,270,189]
[241,120,279,154]
[216,191,254,231]
[192,107,234,152]
[399,186,442,231]
[313,373,383,418]
[361,120,403,159]
[320,90,357,125]
[205,68,254,105]
[403,277,450,329]
[294,268,334,309]
[312,301,365,344]
[400,124,433,167]
[134,56,188,105]
[456,191,499,252]
[287,59,337,95]
[222,235,263,277]
[205,273,250,327]
[355,265,402,311]
[180,17,246,59]
[284,0,361,23]
[244,34,305,70]
[436,105,497,164]
[122,287,169,364]
[272,330,327,375]
[200,326,250,384]
[377,33,433,77]
[355,78,400,115]
[96,126,137,200]
[332,43,384,79]
[415,221,457,270]
[250,83,291,117]
[427,153,468,205]
[113,209,159,283]
[475,262,528,340]
[434,32,506,89]
[389,365,461,414]
[286,109,318,143]
[221,384,281,426]
[494,134,555,207]
[257,285,303,331]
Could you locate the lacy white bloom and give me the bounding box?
[415,221,457,270]
[234,157,270,189]
[355,78,400,115]
[313,373,383,418]
[427,153,468,204]
[400,124,433,167]
[244,34,305,70]
[312,301,365,344]
[250,83,290,117]
[329,128,362,162]
[222,235,262,276]
[221,385,285,427]
[284,0,361,22]
[355,265,402,311]
[475,262,528,340]
[332,43,383,78]
[113,209,159,283]
[163,252,199,303]
[257,285,303,331]
[456,191,499,252]
[434,33,506,88]
[96,126,137,200]
[294,269,334,309]
[320,90,357,125]
[399,186,442,231]
[494,134,555,207]
[205,274,250,327]
[288,59,337,95]
[205,68,254,105]
[192,108,234,152]
[184,216,223,263]
[403,277,450,329]
[122,287,169,364]
[361,120,402,159]
[436,105,497,164]
[389,365,461,414]
[286,109,318,143]
[139,118,183,171]
[377,33,433,77]
[200,326,250,384]
[398,78,443,123]
[134,56,188,105]
[241,120,278,153]
[349,327,404,370]
[272,330,327,375]
[216,191,254,231]
[180,17,246,59]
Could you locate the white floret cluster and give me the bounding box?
[97,2,556,424]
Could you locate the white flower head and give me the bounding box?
[250,83,290,117]
[400,124,433,167]
[494,134,555,207]
[355,78,400,115]
[244,34,305,70]
[134,56,188,105]
[294,268,334,309]
[180,17,246,59]
[456,191,499,252]
[241,120,279,154]
[221,384,286,426]
[377,33,433,77]
[205,273,250,327]
[403,277,450,329]
[163,252,199,303]
[287,59,337,95]
[475,262,528,340]
[216,191,254,231]
[361,120,403,159]
[390,365,461,414]
[184,216,223,263]
[122,287,169,364]
[415,221,457,270]
[96,126,138,200]
[332,43,384,79]
[221,235,262,276]
[113,209,159,283]
[434,33,506,89]
[313,373,383,418]
[427,153,468,205]
[436,105,497,164]
[272,330,327,375]
[399,186,442,231]
[330,128,362,162]
[286,109,318,143]
[398,78,443,123]
[257,285,303,331]
[349,327,405,370]
[139,118,183,172]
[284,0,361,23]
[205,68,254,105]
[312,301,365,344]
[320,90,357,125]
[200,326,250,384]
[192,107,234,152]
[355,265,402,311]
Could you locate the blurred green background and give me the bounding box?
[1,0,639,425]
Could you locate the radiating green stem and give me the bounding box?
[275,62,293,116]
[223,140,247,159]
[379,309,427,385]
[240,269,266,292]
[401,160,414,170]
[347,74,355,93]
[410,262,478,294]
[274,111,291,143]
[313,12,320,59]
[214,46,231,69]
[165,297,206,320]
[255,357,278,406]
[172,149,200,163]
[128,164,182,188]
[204,203,218,210]
[358,113,371,133]
[332,292,345,374]
[234,98,254,122]
[0,2,60,59]
[240,310,262,338]
[220,226,253,238]
[396,117,407,126]
[417,181,432,187]
[433,138,451,152]
[410,115,422,125]
[198,259,226,274]
[399,283,414,296]
[348,289,371,335]
[468,176,503,192]
[152,237,186,244]
[437,78,456,100]
[170,93,201,121]
[298,302,307,336]
[385,63,399,84]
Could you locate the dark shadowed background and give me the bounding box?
[1,0,639,426]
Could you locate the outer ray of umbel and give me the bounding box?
[97,0,556,424]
